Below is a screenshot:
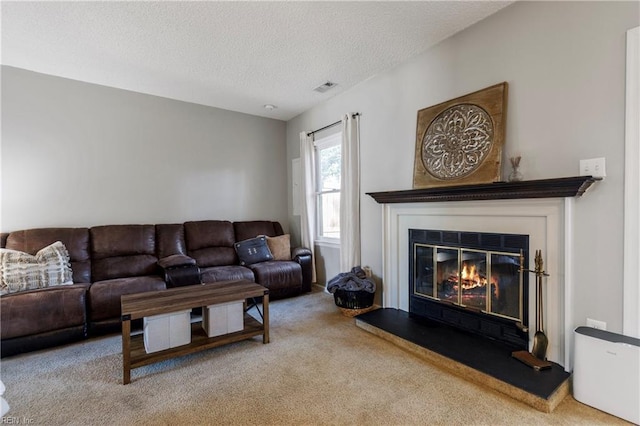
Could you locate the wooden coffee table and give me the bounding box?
[120,280,269,384]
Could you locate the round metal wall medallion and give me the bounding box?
[422,104,494,180]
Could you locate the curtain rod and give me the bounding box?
[306,112,360,137]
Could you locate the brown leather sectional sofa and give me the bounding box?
[0,220,312,357]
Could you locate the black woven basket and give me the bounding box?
[333,289,374,310]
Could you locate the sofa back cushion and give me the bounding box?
[4,228,91,283]
[234,221,284,242]
[90,225,157,281]
[156,223,187,258]
[184,221,237,267]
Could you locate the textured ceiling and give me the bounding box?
[1,1,513,121]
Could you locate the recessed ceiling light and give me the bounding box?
[263,104,277,110]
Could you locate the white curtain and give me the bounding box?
[339,113,361,271]
[299,131,317,283]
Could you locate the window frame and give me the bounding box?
[314,132,342,245]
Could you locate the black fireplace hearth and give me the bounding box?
[355,308,570,412]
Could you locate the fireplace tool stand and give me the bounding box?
[512,250,552,371]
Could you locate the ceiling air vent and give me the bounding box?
[313,81,338,93]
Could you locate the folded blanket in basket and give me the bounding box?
[326,266,376,294]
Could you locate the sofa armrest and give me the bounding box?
[157,254,196,269]
[292,247,313,293]
[157,255,201,287]
[291,247,312,259]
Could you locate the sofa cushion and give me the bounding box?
[248,261,302,299]
[90,225,157,281]
[234,221,283,242]
[0,284,88,339]
[185,221,235,250]
[88,276,166,322]
[185,221,239,267]
[156,223,187,258]
[94,255,159,282]
[4,228,91,283]
[266,234,291,261]
[234,237,273,266]
[200,265,254,284]
[157,254,196,269]
[0,242,73,295]
[188,247,237,268]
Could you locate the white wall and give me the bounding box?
[286,2,639,333]
[1,66,288,231]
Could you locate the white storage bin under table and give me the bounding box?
[202,301,244,337]
[143,309,191,353]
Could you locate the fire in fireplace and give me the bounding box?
[409,229,529,349]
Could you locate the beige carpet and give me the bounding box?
[0,287,627,425]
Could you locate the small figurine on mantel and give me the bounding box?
[508,156,523,182]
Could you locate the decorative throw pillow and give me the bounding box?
[0,241,73,295]
[234,236,273,266]
[266,234,291,261]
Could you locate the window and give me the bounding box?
[315,132,341,242]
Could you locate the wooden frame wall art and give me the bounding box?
[413,82,508,189]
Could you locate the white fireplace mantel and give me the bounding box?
[368,177,601,371]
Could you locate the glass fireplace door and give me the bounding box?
[413,244,522,322]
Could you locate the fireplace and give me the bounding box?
[367,177,602,368]
[409,229,529,349]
